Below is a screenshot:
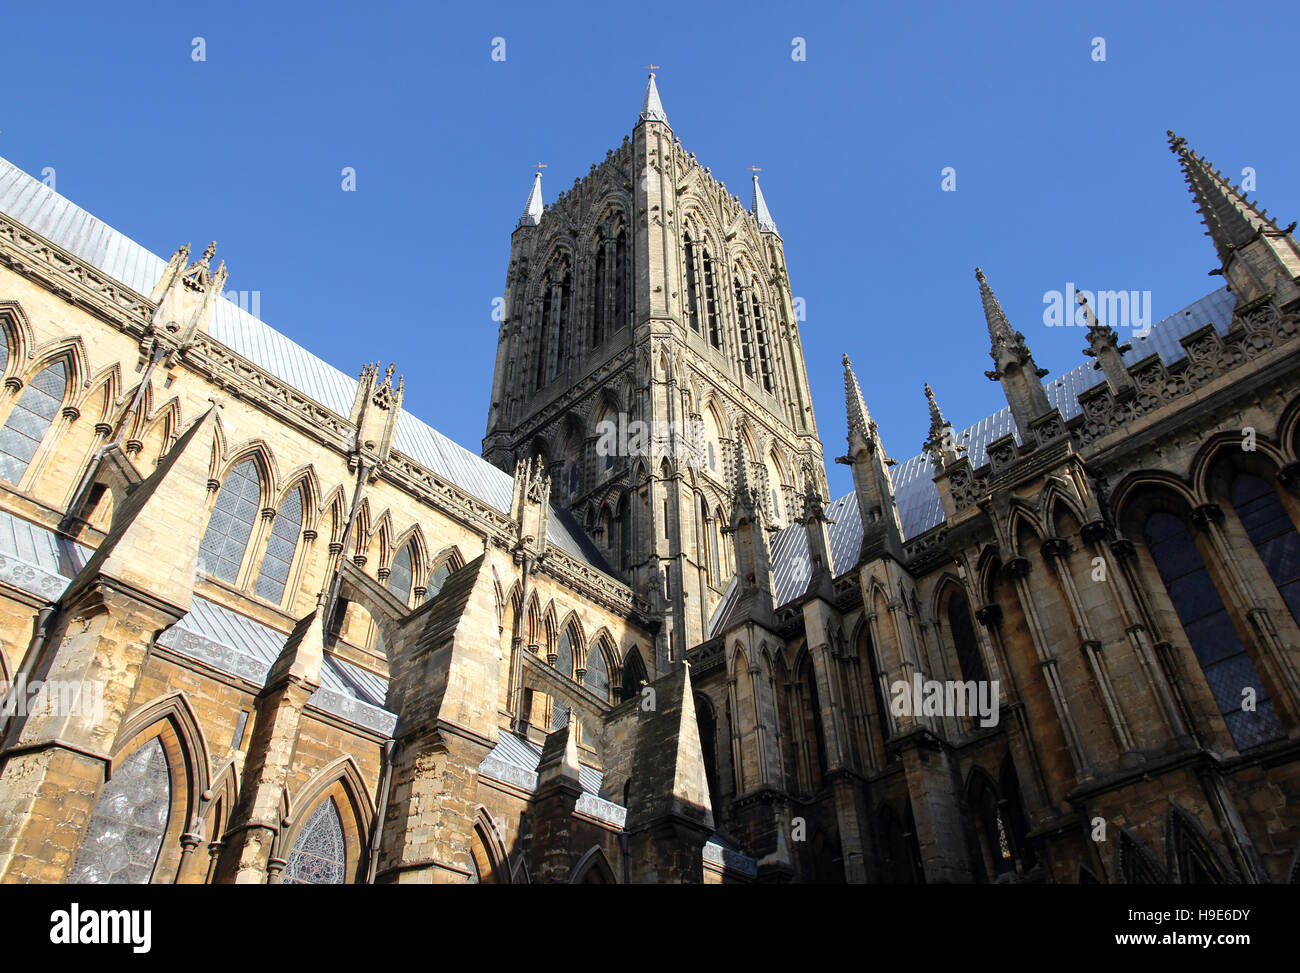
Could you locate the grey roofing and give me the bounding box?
[768,286,1239,607]
[0,510,93,602]
[640,73,668,124]
[0,156,610,572]
[478,730,626,828]
[518,171,544,228]
[156,595,397,735]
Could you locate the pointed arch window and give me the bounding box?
[622,646,647,701]
[702,250,721,348]
[0,332,9,373]
[425,557,453,602]
[1230,473,1300,625]
[713,506,726,579]
[617,493,631,571]
[553,628,574,729]
[752,289,774,392]
[198,459,262,583]
[283,798,346,885]
[1143,510,1284,750]
[614,228,628,329]
[946,589,987,684]
[735,278,755,378]
[586,643,611,701]
[535,287,553,390]
[0,360,66,484]
[683,232,701,333]
[70,736,170,884]
[389,544,414,605]
[553,264,572,379]
[592,232,608,346]
[255,486,303,603]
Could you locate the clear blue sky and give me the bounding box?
[3,0,1297,499]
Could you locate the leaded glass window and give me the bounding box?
[424,560,452,602]
[70,736,170,884]
[586,644,610,701]
[552,629,573,729]
[0,334,9,374]
[254,487,303,603]
[1144,511,1285,750]
[388,544,413,604]
[0,360,66,484]
[198,460,261,583]
[283,798,346,885]
[1230,473,1300,626]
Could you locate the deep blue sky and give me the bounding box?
[3,1,1297,499]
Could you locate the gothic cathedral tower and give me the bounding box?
[484,75,826,667]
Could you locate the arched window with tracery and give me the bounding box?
[255,485,303,603]
[617,494,631,571]
[198,459,262,583]
[0,359,66,485]
[1229,473,1300,625]
[621,646,647,701]
[613,228,628,329]
[1143,509,1285,750]
[388,543,414,605]
[70,736,171,883]
[424,553,458,602]
[283,798,346,885]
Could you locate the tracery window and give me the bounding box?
[425,559,452,602]
[0,360,66,484]
[702,250,721,348]
[70,737,170,884]
[1143,510,1285,750]
[592,232,608,346]
[198,459,262,583]
[255,486,303,603]
[283,798,346,885]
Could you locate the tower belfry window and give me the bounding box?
[535,289,552,390]
[592,235,608,347]
[702,251,721,348]
[684,233,701,333]
[752,290,774,393]
[736,279,755,378]
[614,229,628,330]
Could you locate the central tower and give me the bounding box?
[484,74,826,665]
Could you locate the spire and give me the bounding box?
[751,172,779,235]
[1168,130,1283,263]
[975,267,1052,441]
[640,72,669,125]
[975,267,1016,347]
[842,353,872,446]
[518,170,544,228]
[922,382,964,468]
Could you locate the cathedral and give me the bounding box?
[0,74,1298,884]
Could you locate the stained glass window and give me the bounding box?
[255,487,302,603]
[1230,473,1300,626]
[283,798,346,885]
[1144,510,1285,750]
[0,360,65,484]
[198,460,261,583]
[70,736,170,884]
[389,544,413,604]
